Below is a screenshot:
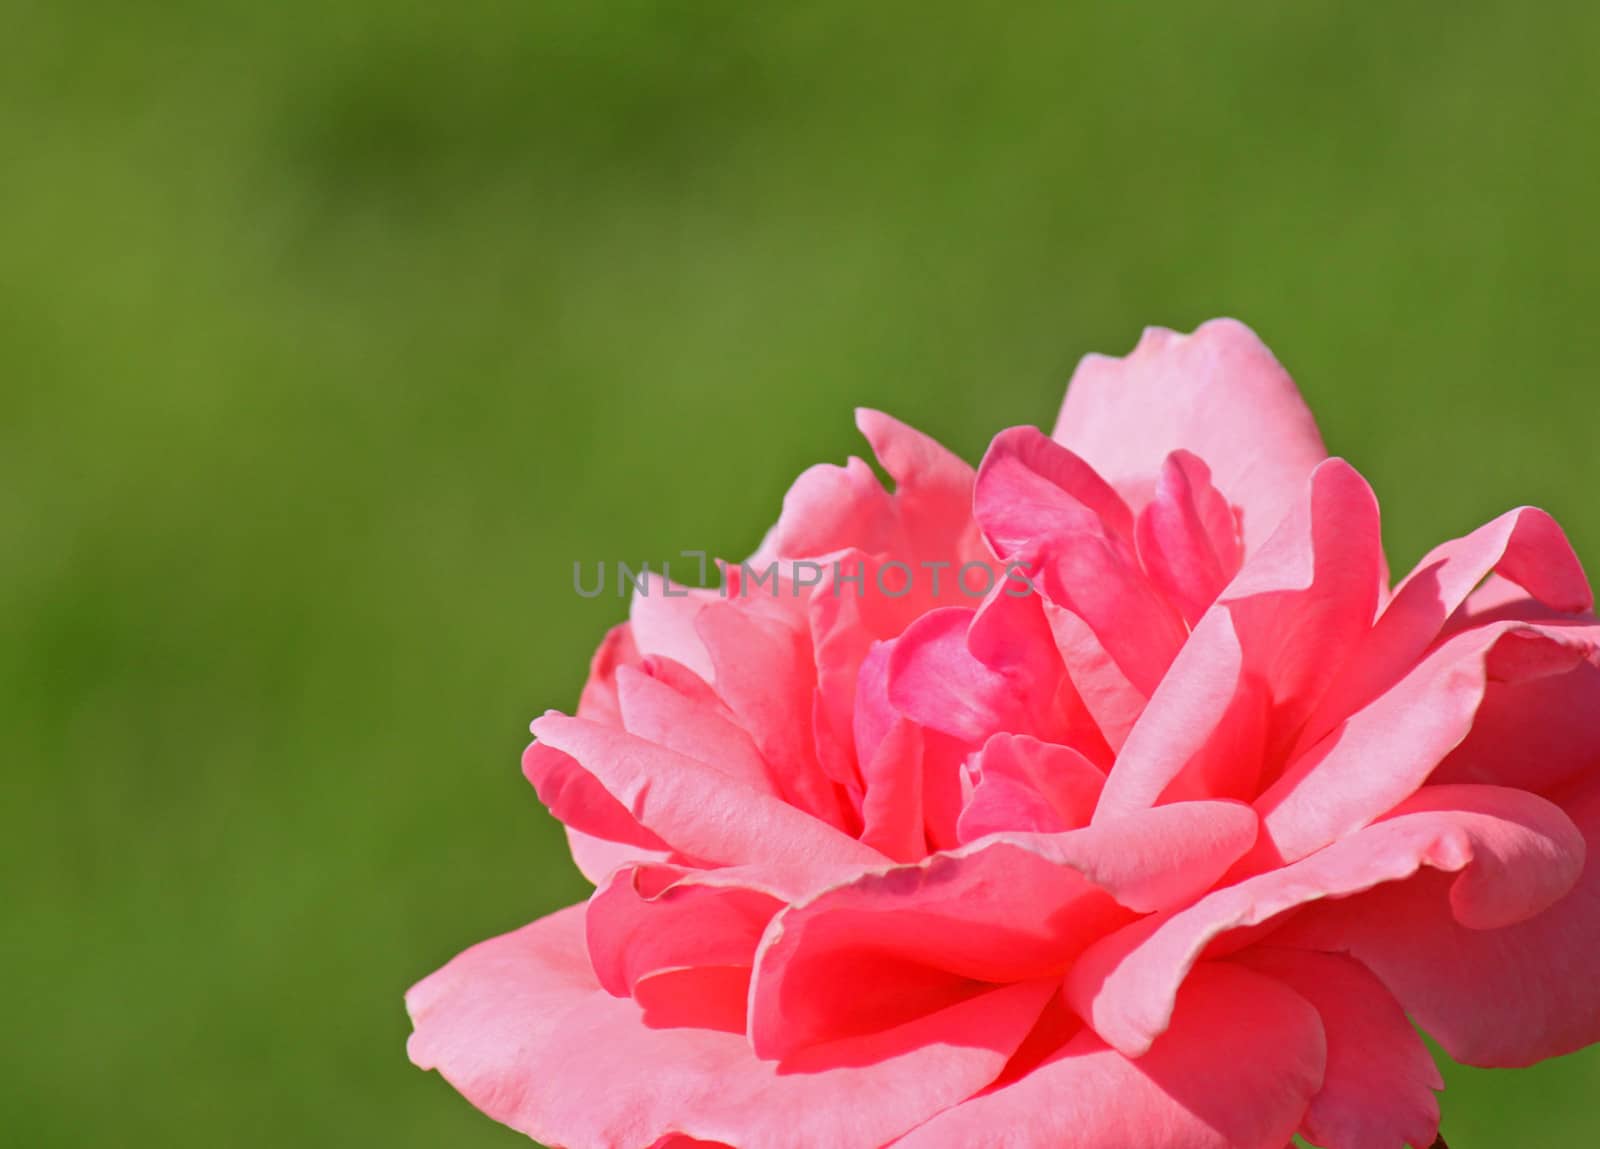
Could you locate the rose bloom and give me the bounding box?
[407,320,1600,1149]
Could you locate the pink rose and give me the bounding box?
[407,319,1600,1149]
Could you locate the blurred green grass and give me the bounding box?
[4,2,1599,1145]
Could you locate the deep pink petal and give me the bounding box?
[1038,527,1188,748]
[1301,505,1592,749]
[887,607,1022,745]
[1236,948,1442,1149]
[809,548,943,790]
[1068,784,1584,1056]
[1096,459,1382,819]
[957,733,1104,842]
[1051,318,1327,553]
[1435,658,1600,795]
[523,741,669,856]
[1256,617,1600,867]
[894,963,1325,1149]
[576,621,641,725]
[1135,449,1244,626]
[858,713,928,862]
[1281,775,1600,1067]
[585,862,783,999]
[750,801,1257,1059]
[973,425,1133,558]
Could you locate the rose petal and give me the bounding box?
[750,801,1258,1059]
[407,906,1055,1149]
[1300,505,1592,749]
[1281,775,1600,1067]
[1051,318,1327,553]
[1134,449,1244,626]
[974,425,1133,558]
[1236,948,1442,1149]
[529,713,884,887]
[1256,617,1600,867]
[1068,784,1584,1056]
[1095,458,1382,819]
[957,732,1105,843]
[894,962,1325,1149]
[585,862,784,999]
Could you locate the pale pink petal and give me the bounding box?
[407,906,1055,1149]
[1134,450,1244,626]
[696,599,853,827]
[753,411,979,570]
[1236,948,1442,1149]
[855,408,983,563]
[523,741,669,854]
[1091,611,1254,819]
[529,713,884,888]
[616,664,776,794]
[752,455,898,563]
[1067,784,1584,1056]
[563,825,672,885]
[1281,776,1600,1067]
[894,963,1325,1149]
[1051,318,1327,553]
[630,576,718,682]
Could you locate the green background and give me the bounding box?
[5,3,1598,1146]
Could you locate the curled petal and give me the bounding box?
[750,801,1257,1060]
[1135,449,1244,626]
[530,713,884,890]
[1236,948,1442,1149]
[894,963,1326,1149]
[1256,617,1600,867]
[974,426,1133,558]
[407,907,1053,1149]
[1303,505,1593,747]
[957,732,1104,842]
[585,862,783,1000]
[1096,459,1382,819]
[1282,776,1600,1067]
[1067,784,1584,1057]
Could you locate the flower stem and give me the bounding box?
[1432,1137,1449,1149]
